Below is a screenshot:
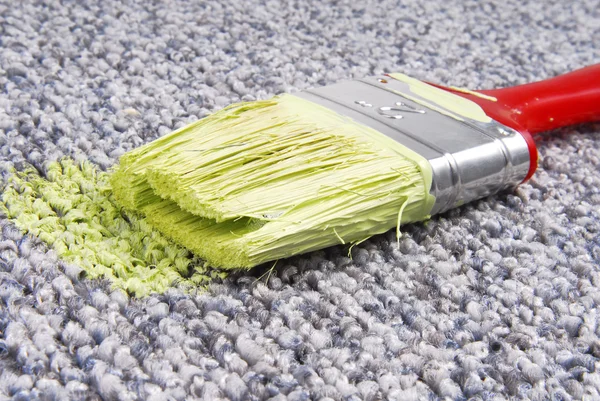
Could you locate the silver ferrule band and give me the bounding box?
[293,76,531,215]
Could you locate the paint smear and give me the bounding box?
[388,73,493,123]
[0,159,227,297]
[448,86,498,102]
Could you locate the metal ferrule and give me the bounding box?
[294,76,531,216]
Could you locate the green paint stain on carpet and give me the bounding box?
[0,159,226,297]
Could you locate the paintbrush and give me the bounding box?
[111,64,600,268]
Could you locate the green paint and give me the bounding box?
[112,94,436,268]
[0,94,438,289]
[388,73,493,123]
[1,159,226,297]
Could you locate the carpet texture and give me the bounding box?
[1,0,599,400]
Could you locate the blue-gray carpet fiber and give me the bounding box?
[1,0,600,400]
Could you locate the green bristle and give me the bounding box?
[112,94,436,268]
[110,101,275,211]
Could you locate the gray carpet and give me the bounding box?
[1,0,599,399]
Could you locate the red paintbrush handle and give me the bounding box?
[476,64,600,135]
[434,64,600,181]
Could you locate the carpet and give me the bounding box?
[0,0,599,399]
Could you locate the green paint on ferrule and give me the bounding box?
[112,94,436,268]
[1,159,227,297]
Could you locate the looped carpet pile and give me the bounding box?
[0,0,599,400]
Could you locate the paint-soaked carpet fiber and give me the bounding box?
[1,0,599,399]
